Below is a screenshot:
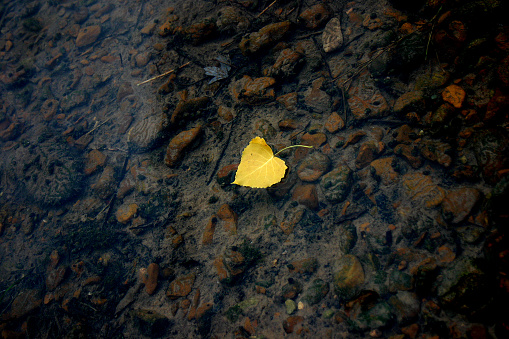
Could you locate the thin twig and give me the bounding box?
[258,0,277,17]
[83,117,112,136]
[136,61,190,86]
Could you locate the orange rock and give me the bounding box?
[230,75,276,105]
[324,112,344,133]
[394,144,423,169]
[301,132,327,148]
[292,184,318,209]
[166,273,195,299]
[283,315,304,334]
[164,126,202,167]
[277,92,298,110]
[441,187,481,224]
[144,263,159,295]
[437,245,456,263]
[264,48,303,78]
[202,215,217,245]
[116,203,138,224]
[442,84,465,108]
[217,105,234,122]
[171,96,210,124]
[402,173,445,208]
[280,206,305,235]
[370,157,399,185]
[356,141,382,169]
[76,25,101,47]
[196,302,213,319]
[299,4,332,29]
[217,204,238,235]
[288,258,318,274]
[297,152,330,182]
[239,21,291,55]
[183,21,217,45]
[216,163,238,187]
[84,149,107,175]
[343,131,366,149]
[49,249,60,269]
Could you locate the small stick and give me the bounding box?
[83,117,112,136]
[258,0,277,17]
[274,144,312,156]
[136,61,190,86]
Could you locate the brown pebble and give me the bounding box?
[144,263,159,295]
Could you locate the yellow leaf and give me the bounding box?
[233,137,288,188]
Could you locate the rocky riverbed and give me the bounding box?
[1,0,508,337]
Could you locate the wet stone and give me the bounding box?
[213,250,245,284]
[9,289,42,319]
[320,165,352,203]
[276,92,298,111]
[288,258,318,275]
[292,184,319,210]
[217,164,238,187]
[347,296,393,331]
[202,215,216,245]
[280,204,306,235]
[254,119,277,139]
[171,95,210,124]
[263,48,304,78]
[239,21,291,55]
[297,152,330,182]
[299,4,333,29]
[471,129,509,185]
[356,141,383,169]
[116,203,138,224]
[303,279,329,305]
[76,25,101,47]
[429,103,456,129]
[131,309,171,337]
[333,254,365,300]
[164,125,202,167]
[394,144,423,169]
[388,291,420,324]
[322,17,343,53]
[441,187,481,224]
[347,73,389,120]
[217,204,238,235]
[442,84,466,108]
[303,78,331,113]
[216,6,250,33]
[183,21,217,45]
[143,263,159,295]
[419,139,452,167]
[402,173,445,208]
[92,166,117,199]
[283,315,304,334]
[282,279,303,300]
[230,75,276,105]
[127,114,169,153]
[285,299,296,315]
[324,112,345,133]
[166,273,195,299]
[84,149,107,175]
[370,157,399,185]
[46,266,66,291]
[393,90,425,114]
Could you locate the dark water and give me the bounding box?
[1,0,509,337]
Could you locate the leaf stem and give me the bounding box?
[274,144,313,156]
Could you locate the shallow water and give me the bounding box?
[1,0,508,337]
